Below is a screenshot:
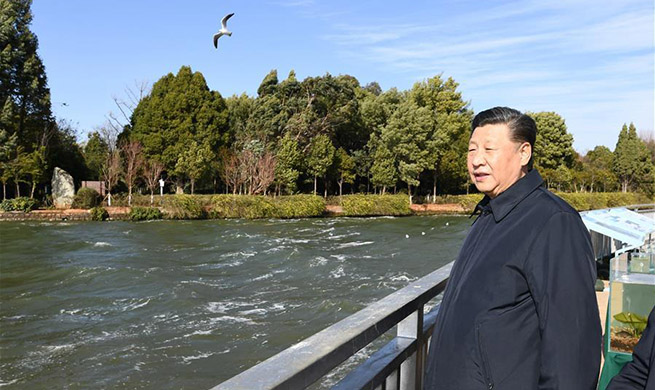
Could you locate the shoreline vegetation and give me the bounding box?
[0,192,650,222]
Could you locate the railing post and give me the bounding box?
[386,369,399,390]
[397,305,424,390]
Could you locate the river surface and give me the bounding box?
[0,216,470,389]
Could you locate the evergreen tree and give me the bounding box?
[274,133,302,194]
[0,130,18,199]
[531,112,575,170]
[409,75,471,199]
[175,140,212,194]
[84,132,109,181]
[0,0,52,147]
[583,146,617,192]
[334,147,355,198]
[257,69,278,98]
[306,134,335,196]
[380,100,433,204]
[613,123,653,194]
[370,141,396,194]
[129,66,229,192]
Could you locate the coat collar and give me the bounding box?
[471,169,544,223]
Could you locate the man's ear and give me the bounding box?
[519,142,532,167]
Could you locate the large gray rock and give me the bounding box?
[52,167,75,209]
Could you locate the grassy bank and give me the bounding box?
[339,194,411,216]
[2,191,648,221]
[434,192,651,213]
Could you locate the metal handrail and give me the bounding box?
[211,262,453,390]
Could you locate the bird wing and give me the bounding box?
[213,33,222,48]
[221,13,234,29]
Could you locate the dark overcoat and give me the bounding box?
[424,169,602,389]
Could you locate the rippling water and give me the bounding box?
[0,216,469,389]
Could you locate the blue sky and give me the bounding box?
[32,0,654,154]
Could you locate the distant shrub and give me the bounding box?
[129,207,162,221]
[437,194,484,212]
[164,195,206,219]
[341,194,411,216]
[0,197,39,212]
[269,195,325,218]
[557,193,591,211]
[90,206,109,221]
[72,187,101,209]
[555,192,646,211]
[209,194,325,219]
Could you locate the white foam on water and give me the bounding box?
[3,315,27,321]
[59,308,83,315]
[185,329,214,337]
[93,241,112,247]
[206,301,254,314]
[209,316,257,326]
[251,273,273,282]
[330,266,346,279]
[239,308,267,316]
[270,303,288,312]
[181,351,215,364]
[44,344,76,353]
[310,256,328,267]
[329,254,347,261]
[335,241,374,249]
[112,298,150,312]
[0,379,19,387]
[326,232,361,240]
[390,273,416,283]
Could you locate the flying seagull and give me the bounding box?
[214,13,234,48]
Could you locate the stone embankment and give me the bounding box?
[0,204,465,221]
[0,207,130,222]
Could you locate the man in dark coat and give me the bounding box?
[424,107,601,389]
[607,305,655,389]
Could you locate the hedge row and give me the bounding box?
[0,197,39,212]
[435,192,651,213]
[341,194,411,216]
[209,194,325,219]
[554,192,651,212]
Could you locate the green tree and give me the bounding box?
[21,145,46,198]
[0,0,53,148]
[409,75,471,199]
[84,132,109,180]
[225,93,254,145]
[583,146,617,192]
[370,141,396,194]
[306,134,335,197]
[6,145,26,197]
[129,66,229,192]
[175,140,213,194]
[380,100,434,204]
[0,130,18,199]
[335,147,355,198]
[257,69,278,97]
[274,133,302,195]
[613,123,652,193]
[351,149,372,193]
[531,112,575,170]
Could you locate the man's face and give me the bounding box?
[467,123,529,199]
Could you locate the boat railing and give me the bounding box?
[210,261,454,390]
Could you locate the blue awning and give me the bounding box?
[580,207,655,249]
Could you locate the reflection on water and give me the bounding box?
[0,216,468,389]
